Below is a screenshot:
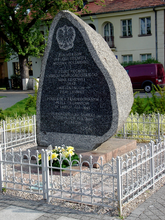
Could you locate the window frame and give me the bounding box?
[13,62,20,75]
[104,22,114,37]
[140,54,152,62]
[139,17,151,36]
[122,55,133,63]
[103,22,115,48]
[121,19,132,38]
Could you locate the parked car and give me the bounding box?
[125,63,165,92]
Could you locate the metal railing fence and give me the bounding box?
[0,113,165,149]
[0,140,165,216]
[116,113,165,142]
[0,115,36,150]
[119,140,165,212]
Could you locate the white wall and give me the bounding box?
[82,7,165,66]
[157,9,165,66]
[93,9,156,63]
[7,56,41,79]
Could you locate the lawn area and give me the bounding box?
[0,96,6,98]
[0,87,6,90]
[2,97,36,118]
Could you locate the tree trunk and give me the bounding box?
[19,55,29,79]
[19,55,29,90]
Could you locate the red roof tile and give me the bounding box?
[81,0,165,16]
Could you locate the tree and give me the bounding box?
[0,0,103,88]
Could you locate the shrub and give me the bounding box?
[25,79,38,112]
[121,58,160,68]
[10,74,22,89]
[131,86,165,115]
[0,108,5,120]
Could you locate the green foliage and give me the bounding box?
[116,112,165,142]
[0,108,5,120]
[38,146,79,169]
[131,86,165,115]
[25,93,37,112]
[51,154,79,169]
[10,74,21,89]
[121,58,160,68]
[25,80,38,112]
[2,187,6,193]
[0,0,104,79]
[2,97,36,118]
[0,87,6,90]
[131,95,148,115]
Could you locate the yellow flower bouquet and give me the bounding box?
[38,145,79,168]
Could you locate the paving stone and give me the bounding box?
[131,207,145,216]
[150,209,164,216]
[0,205,45,220]
[102,215,118,220]
[47,215,62,220]
[138,217,150,220]
[57,217,80,220]
[83,213,97,218]
[143,210,155,216]
[158,216,165,220]
[36,216,48,220]
[67,213,81,219]
[43,213,55,218]
[145,215,159,220]
[139,213,150,218]
[124,217,136,220]
[154,205,165,214]
[79,216,93,220]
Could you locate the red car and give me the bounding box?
[125,63,165,92]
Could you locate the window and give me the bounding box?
[28,61,33,76]
[122,55,133,63]
[121,19,132,37]
[141,54,151,61]
[104,22,115,48]
[13,62,20,75]
[13,61,33,76]
[140,17,151,35]
[88,23,96,30]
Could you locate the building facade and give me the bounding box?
[0,37,8,87]
[6,0,165,86]
[82,0,165,66]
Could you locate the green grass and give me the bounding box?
[0,96,6,98]
[3,97,36,118]
[0,87,6,90]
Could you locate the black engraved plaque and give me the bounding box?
[40,18,112,136]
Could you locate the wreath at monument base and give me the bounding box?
[38,145,79,169]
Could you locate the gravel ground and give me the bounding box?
[2,142,165,218]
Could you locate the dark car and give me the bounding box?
[125,63,165,92]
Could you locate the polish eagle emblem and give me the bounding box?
[56,25,76,50]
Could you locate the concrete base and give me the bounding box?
[22,78,29,90]
[76,138,137,168]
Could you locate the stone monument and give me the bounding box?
[36,10,133,151]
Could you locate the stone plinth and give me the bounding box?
[76,138,137,168]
